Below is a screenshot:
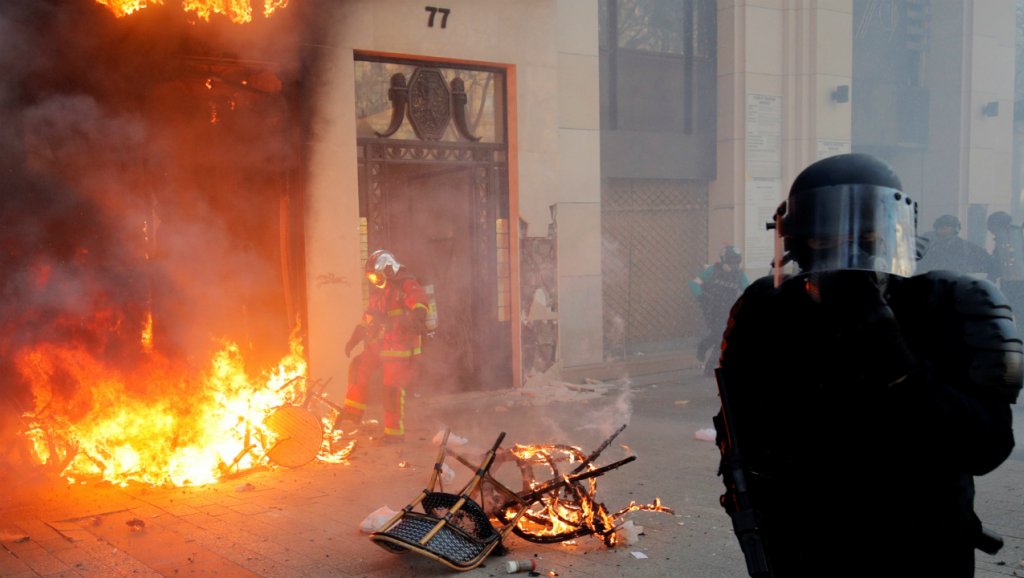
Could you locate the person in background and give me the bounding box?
[987,211,1024,335]
[336,249,429,444]
[916,214,996,278]
[689,245,749,368]
[713,153,1020,577]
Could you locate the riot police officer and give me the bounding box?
[987,211,1024,334]
[917,214,995,278]
[714,153,1021,577]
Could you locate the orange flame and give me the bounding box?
[95,0,156,18]
[502,443,673,547]
[16,322,351,487]
[95,0,288,24]
[140,311,154,353]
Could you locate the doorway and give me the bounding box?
[355,56,512,391]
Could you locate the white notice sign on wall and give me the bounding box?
[745,94,783,277]
[816,139,851,160]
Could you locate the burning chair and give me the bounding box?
[368,430,525,571]
[369,426,671,571]
[491,425,658,547]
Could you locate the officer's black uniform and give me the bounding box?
[714,154,1022,578]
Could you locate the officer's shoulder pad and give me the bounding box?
[917,271,1013,317]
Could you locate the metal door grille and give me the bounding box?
[602,178,708,358]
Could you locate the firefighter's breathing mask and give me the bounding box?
[367,271,386,288]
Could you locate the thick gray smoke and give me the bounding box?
[0,0,324,476]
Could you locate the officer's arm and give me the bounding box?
[690,266,714,297]
[909,275,1022,474]
[717,278,778,435]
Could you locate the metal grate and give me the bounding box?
[602,178,708,358]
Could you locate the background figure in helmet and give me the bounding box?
[337,249,429,444]
[713,154,1020,577]
[916,214,996,278]
[987,211,1024,335]
[688,245,749,368]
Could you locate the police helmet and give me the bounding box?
[933,214,961,234]
[772,153,917,278]
[987,211,1014,234]
[720,245,742,266]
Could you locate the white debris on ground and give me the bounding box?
[614,520,645,545]
[440,462,456,484]
[360,505,399,533]
[432,430,469,446]
[693,427,717,441]
[514,364,629,406]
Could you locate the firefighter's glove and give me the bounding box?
[345,324,366,358]
[364,309,385,326]
[812,271,916,387]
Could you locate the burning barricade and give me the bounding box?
[368,426,672,571]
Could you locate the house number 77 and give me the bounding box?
[425,6,450,28]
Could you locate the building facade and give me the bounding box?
[301,0,1019,394]
[303,1,604,394]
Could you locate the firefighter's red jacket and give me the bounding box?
[362,274,428,360]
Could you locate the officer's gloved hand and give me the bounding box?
[811,270,887,315]
[812,270,916,387]
[345,324,366,358]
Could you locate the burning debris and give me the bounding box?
[0,0,326,489]
[491,424,673,548]
[368,427,673,572]
[19,342,357,487]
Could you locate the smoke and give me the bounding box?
[0,0,324,474]
[437,368,637,449]
[574,381,634,434]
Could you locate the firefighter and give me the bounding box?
[714,153,1021,577]
[337,249,429,444]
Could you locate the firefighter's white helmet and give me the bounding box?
[366,249,402,288]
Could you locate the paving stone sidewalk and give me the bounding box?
[1,366,1022,577]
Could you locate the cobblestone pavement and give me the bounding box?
[2,364,1022,577]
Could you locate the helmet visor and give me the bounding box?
[779,184,917,277]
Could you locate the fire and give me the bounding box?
[499,441,674,547]
[95,0,288,23]
[95,0,153,18]
[17,322,348,488]
[140,312,155,353]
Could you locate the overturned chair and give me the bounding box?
[368,430,532,571]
